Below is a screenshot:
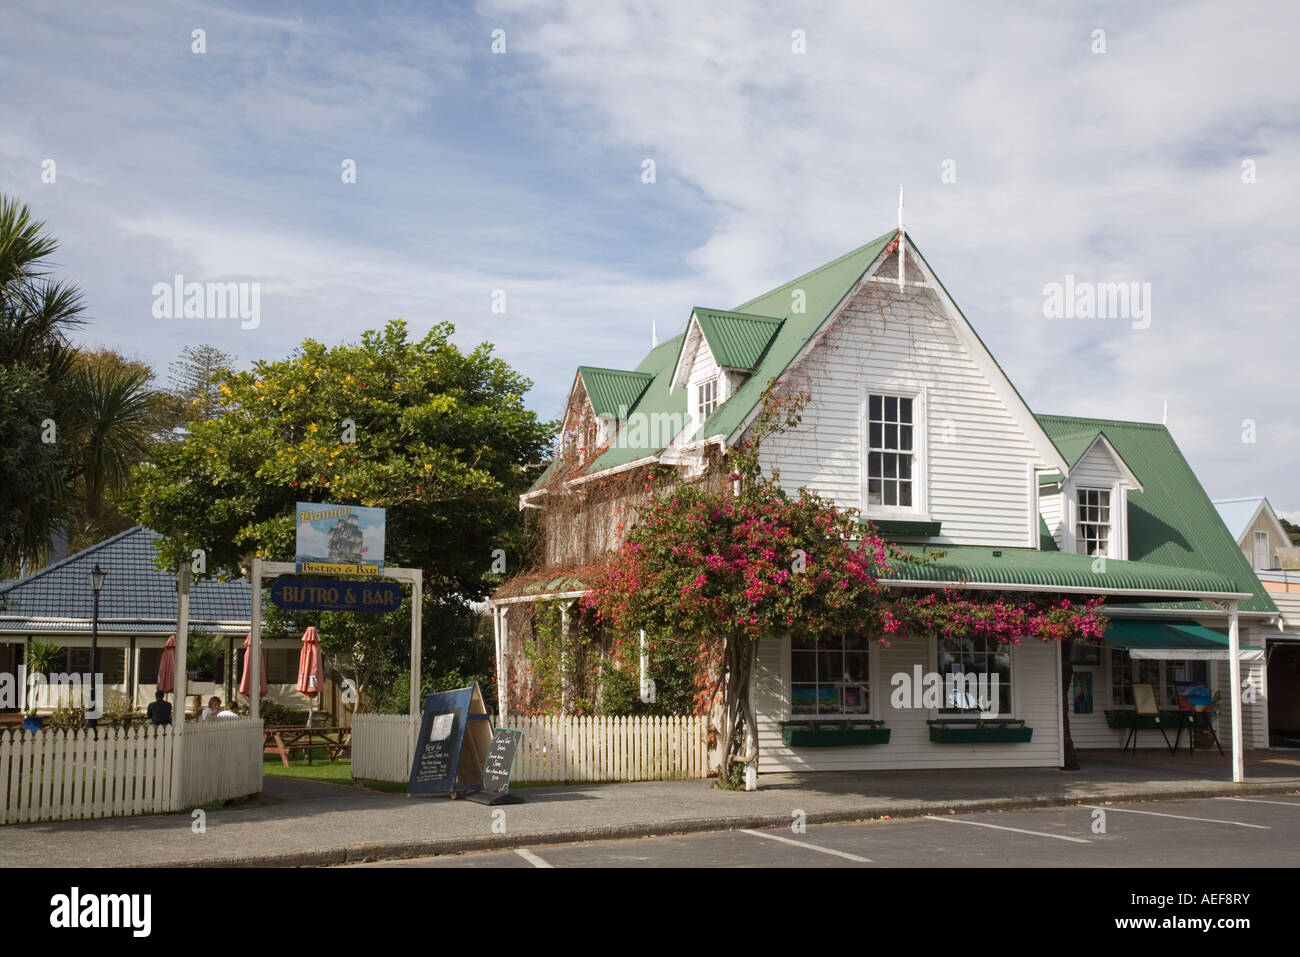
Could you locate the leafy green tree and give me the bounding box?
[127,320,553,703]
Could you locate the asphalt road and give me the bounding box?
[348,795,1300,868]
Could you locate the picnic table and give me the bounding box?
[263,725,351,768]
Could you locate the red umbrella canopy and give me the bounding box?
[239,634,268,697]
[156,634,176,693]
[297,627,324,697]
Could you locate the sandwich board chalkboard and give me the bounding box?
[407,683,493,797]
[466,728,525,805]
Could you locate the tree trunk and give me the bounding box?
[1060,641,1080,771]
[718,638,759,789]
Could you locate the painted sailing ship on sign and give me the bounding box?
[295,503,386,576]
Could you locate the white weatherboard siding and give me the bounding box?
[1040,486,1063,548]
[757,266,1046,546]
[1067,630,1269,750]
[753,636,1062,771]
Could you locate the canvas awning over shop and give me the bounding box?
[1105,620,1264,661]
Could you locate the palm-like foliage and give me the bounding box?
[0,194,161,569]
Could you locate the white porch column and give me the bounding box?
[249,556,261,722]
[492,605,501,717]
[171,561,191,810]
[1228,600,1244,783]
[560,602,570,713]
[499,607,509,717]
[410,571,423,759]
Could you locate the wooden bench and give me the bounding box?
[263,726,351,768]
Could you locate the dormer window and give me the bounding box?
[1076,487,1111,556]
[696,377,718,422]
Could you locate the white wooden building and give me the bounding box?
[498,227,1278,777]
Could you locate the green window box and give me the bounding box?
[781,720,891,747]
[927,719,1033,744]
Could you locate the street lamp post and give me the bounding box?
[89,564,107,730]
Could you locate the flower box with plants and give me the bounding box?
[781,719,891,747]
[928,718,1033,743]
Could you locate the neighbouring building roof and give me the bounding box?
[1211,496,1275,543]
[1036,416,1277,615]
[0,526,252,635]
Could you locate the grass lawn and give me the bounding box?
[262,752,405,793]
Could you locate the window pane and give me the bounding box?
[885,396,897,420]
[884,482,897,506]
[884,424,897,449]
[791,651,816,682]
[883,455,896,479]
[868,452,882,478]
[899,481,912,507]
[869,394,881,420]
[898,456,911,479]
[867,479,882,504]
[869,422,882,448]
[899,425,912,451]
[899,398,912,423]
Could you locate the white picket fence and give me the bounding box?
[501,715,709,782]
[0,719,263,825]
[349,712,709,784]
[179,718,264,808]
[351,713,417,783]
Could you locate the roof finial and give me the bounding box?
[897,183,906,289]
[1162,399,1168,425]
[652,320,658,348]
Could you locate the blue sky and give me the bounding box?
[1,0,1297,517]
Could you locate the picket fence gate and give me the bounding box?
[0,718,263,825]
[500,714,709,783]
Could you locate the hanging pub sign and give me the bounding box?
[270,577,403,613]
[295,502,385,576]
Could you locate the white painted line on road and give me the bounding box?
[1080,805,1268,829]
[739,828,872,862]
[922,815,1092,843]
[1215,796,1300,808]
[514,848,553,868]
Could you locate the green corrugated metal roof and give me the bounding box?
[691,308,783,370]
[886,545,1240,596]
[1036,415,1277,615]
[577,366,654,417]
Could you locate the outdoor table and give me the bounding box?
[263,725,352,768]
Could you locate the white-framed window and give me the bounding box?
[790,634,871,716]
[1109,649,1210,707]
[866,393,916,509]
[1254,531,1269,570]
[936,635,1012,715]
[696,377,718,422]
[1076,487,1111,556]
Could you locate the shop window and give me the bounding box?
[791,634,870,715]
[937,635,1012,715]
[1110,649,1208,706]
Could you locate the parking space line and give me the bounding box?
[1215,796,1300,808]
[922,815,1092,843]
[739,828,872,862]
[514,848,553,868]
[1081,805,1268,829]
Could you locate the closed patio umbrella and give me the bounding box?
[296,627,324,727]
[157,634,176,694]
[239,633,268,698]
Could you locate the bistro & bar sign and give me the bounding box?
[270,577,403,613]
